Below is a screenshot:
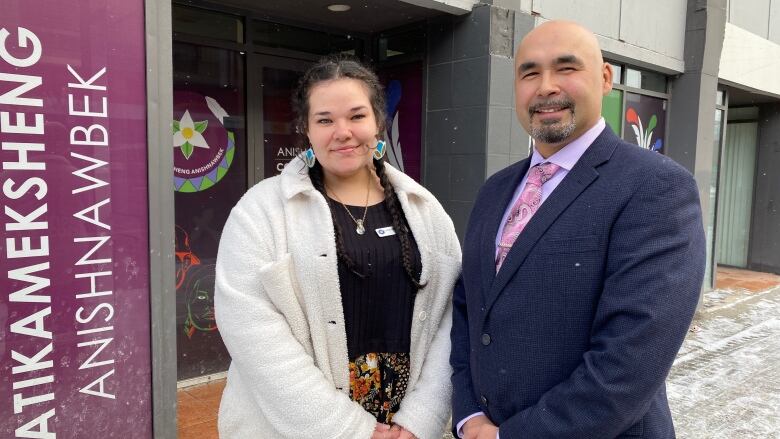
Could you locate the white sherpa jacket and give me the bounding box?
[215,157,461,439]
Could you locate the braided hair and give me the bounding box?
[292,55,423,290]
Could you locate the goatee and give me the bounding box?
[528,98,576,144]
[530,114,576,144]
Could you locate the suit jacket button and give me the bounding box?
[481,333,491,345]
[480,395,488,406]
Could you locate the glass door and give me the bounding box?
[717,121,758,268]
[252,56,312,180]
[172,42,247,380]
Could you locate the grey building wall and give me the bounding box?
[748,103,780,274]
[424,3,526,237]
[423,0,698,238]
[727,0,778,43]
[495,0,687,73]
[619,0,687,61]
[667,0,727,291]
[489,11,534,173]
[771,0,780,44]
[531,0,623,38]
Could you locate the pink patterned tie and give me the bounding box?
[496,162,561,271]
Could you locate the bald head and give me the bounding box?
[518,21,604,67]
[513,20,612,157]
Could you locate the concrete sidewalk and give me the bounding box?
[668,284,780,438]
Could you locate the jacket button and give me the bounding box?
[481,333,491,345]
[480,395,488,406]
[419,311,427,321]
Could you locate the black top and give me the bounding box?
[329,197,422,360]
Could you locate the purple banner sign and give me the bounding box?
[1,1,151,437]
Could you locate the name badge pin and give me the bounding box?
[375,226,396,237]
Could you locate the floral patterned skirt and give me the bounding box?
[348,352,410,424]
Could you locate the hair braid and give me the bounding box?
[308,161,365,278]
[374,159,424,290]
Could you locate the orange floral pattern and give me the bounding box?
[349,352,410,424]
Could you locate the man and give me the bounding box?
[450,21,705,439]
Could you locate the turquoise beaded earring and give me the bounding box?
[373,140,386,160]
[304,147,316,168]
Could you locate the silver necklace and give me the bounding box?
[327,175,371,235]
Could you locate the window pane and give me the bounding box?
[640,70,667,93]
[331,33,363,56]
[626,68,642,88]
[609,63,622,84]
[252,20,361,56]
[622,92,667,153]
[378,27,426,61]
[378,61,424,181]
[253,21,329,54]
[728,106,759,121]
[173,5,244,43]
[602,88,623,135]
[716,89,725,106]
[625,67,667,93]
[172,42,247,379]
[263,66,304,177]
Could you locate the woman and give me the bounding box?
[215,56,461,439]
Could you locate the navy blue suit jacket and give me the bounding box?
[450,127,706,438]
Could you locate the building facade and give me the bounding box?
[156,0,780,435]
[2,0,779,436]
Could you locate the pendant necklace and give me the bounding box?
[328,174,371,235]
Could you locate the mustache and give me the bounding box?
[528,98,575,115]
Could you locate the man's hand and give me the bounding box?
[389,423,419,439]
[463,415,498,439]
[372,423,401,439]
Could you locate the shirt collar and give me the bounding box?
[529,118,606,170]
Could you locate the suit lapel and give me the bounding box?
[484,129,620,313]
[479,159,530,299]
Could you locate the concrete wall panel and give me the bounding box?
[620,0,686,60]
[531,0,621,39]
[526,0,685,73]
[494,0,532,13]
[728,0,771,38]
[770,0,780,44]
[720,23,780,98]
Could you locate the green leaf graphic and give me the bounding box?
[173,120,180,133]
[647,115,657,132]
[194,120,208,133]
[181,141,194,159]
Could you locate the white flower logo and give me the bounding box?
[173,110,209,159]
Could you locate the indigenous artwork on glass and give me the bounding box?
[379,61,423,182]
[172,43,246,379]
[623,92,666,153]
[172,94,237,192]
